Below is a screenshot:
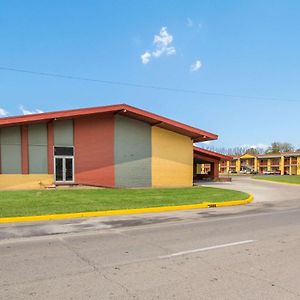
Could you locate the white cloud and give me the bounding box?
[152,27,176,57]
[186,18,194,27]
[0,108,8,117]
[190,60,202,72]
[19,105,43,115]
[141,51,151,64]
[140,27,176,64]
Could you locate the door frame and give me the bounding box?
[54,155,75,183]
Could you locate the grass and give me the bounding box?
[253,175,300,185]
[0,187,249,218]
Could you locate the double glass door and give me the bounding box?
[55,156,74,182]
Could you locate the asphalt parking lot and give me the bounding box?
[201,175,300,202]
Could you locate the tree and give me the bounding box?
[201,145,265,156]
[245,147,260,155]
[265,142,294,154]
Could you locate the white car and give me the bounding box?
[240,170,250,174]
[263,170,272,175]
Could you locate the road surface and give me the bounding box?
[1,177,300,299]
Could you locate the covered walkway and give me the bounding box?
[193,147,232,181]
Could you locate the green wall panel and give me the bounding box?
[114,115,151,187]
[0,126,21,144]
[28,123,47,145]
[28,123,48,173]
[54,120,73,146]
[0,126,22,174]
[28,146,48,174]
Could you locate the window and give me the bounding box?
[54,147,74,156]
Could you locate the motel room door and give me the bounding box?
[54,147,74,183]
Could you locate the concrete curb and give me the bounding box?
[0,194,254,224]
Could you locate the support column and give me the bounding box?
[236,159,241,173]
[254,157,258,172]
[280,156,284,175]
[201,164,205,174]
[197,164,201,174]
[297,157,300,175]
[226,161,230,173]
[267,159,271,171]
[21,125,29,174]
[210,162,219,179]
[289,157,292,175]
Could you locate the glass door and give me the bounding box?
[65,158,74,182]
[55,157,64,182]
[55,157,74,183]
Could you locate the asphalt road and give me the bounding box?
[1,177,300,299]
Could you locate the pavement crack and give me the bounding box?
[58,236,98,272]
[57,236,137,298]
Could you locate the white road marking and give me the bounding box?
[159,240,255,258]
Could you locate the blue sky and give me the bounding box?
[1,1,300,149]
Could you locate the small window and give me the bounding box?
[54,147,74,156]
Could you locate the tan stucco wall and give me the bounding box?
[0,174,53,190]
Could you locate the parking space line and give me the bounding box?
[159,240,255,258]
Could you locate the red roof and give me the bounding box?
[0,104,218,142]
[258,151,300,158]
[194,146,232,160]
[232,151,300,159]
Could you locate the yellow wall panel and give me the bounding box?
[0,174,53,190]
[152,127,193,187]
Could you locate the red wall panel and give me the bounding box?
[74,114,115,187]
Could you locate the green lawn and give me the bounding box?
[253,175,300,185]
[0,187,249,218]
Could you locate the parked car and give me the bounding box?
[250,170,258,175]
[240,169,251,174]
[263,170,272,175]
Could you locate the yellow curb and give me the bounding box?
[0,194,253,224]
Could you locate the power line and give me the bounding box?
[0,66,298,103]
[0,66,197,94]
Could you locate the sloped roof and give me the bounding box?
[194,146,232,161]
[0,104,218,142]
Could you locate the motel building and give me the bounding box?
[219,152,300,175]
[0,104,228,190]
